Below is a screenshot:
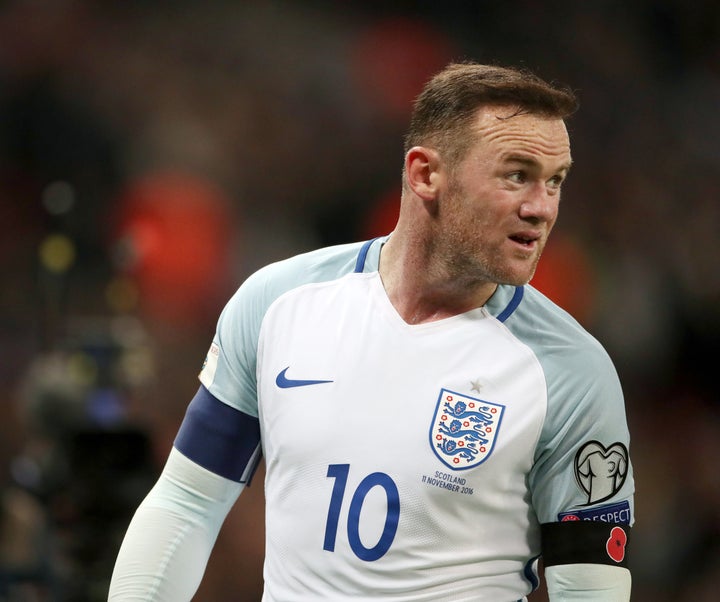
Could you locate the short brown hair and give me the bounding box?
[404,62,578,165]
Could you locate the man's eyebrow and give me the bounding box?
[502,154,538,168]
[503,153,573,173]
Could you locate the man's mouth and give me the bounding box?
[509,233,539,247]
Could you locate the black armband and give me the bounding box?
[541,521,631,568]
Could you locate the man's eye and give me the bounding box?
[507,172,525,183]
[548,175,564,189]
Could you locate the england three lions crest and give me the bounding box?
[429,389,505,470]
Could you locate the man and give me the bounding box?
[109,62,634,601]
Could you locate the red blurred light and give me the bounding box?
[113,171,235,324]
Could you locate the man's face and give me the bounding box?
[434,105,572,287]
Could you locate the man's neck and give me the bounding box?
[378,236,498,325]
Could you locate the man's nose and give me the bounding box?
[518,182,558,222]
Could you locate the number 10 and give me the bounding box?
[323,464,400,561]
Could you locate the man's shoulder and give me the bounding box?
[248,240,369,292]
[501,284,613,367]
[225,240,372,319]
[212,240,374,376]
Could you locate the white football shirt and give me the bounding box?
[196,237,634,601]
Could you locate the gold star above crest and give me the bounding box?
[470,379,482,393]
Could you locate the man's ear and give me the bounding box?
[404,146,443,201]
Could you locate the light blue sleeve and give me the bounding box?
[199,267,271,418]
[504,286,635,525]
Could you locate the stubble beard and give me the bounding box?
[436,174,548,291]
[428,226,540,293]
[463,243,542,288]
[435,208,545,291]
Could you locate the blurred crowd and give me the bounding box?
[0,1,718,600]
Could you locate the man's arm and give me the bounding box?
[109,386,262,600]
[546,564,631,601]
[108,448,244,601]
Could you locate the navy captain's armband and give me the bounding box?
[174,385,262,484]
[541,521,631,568]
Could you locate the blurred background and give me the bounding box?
[0,0,718,600]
